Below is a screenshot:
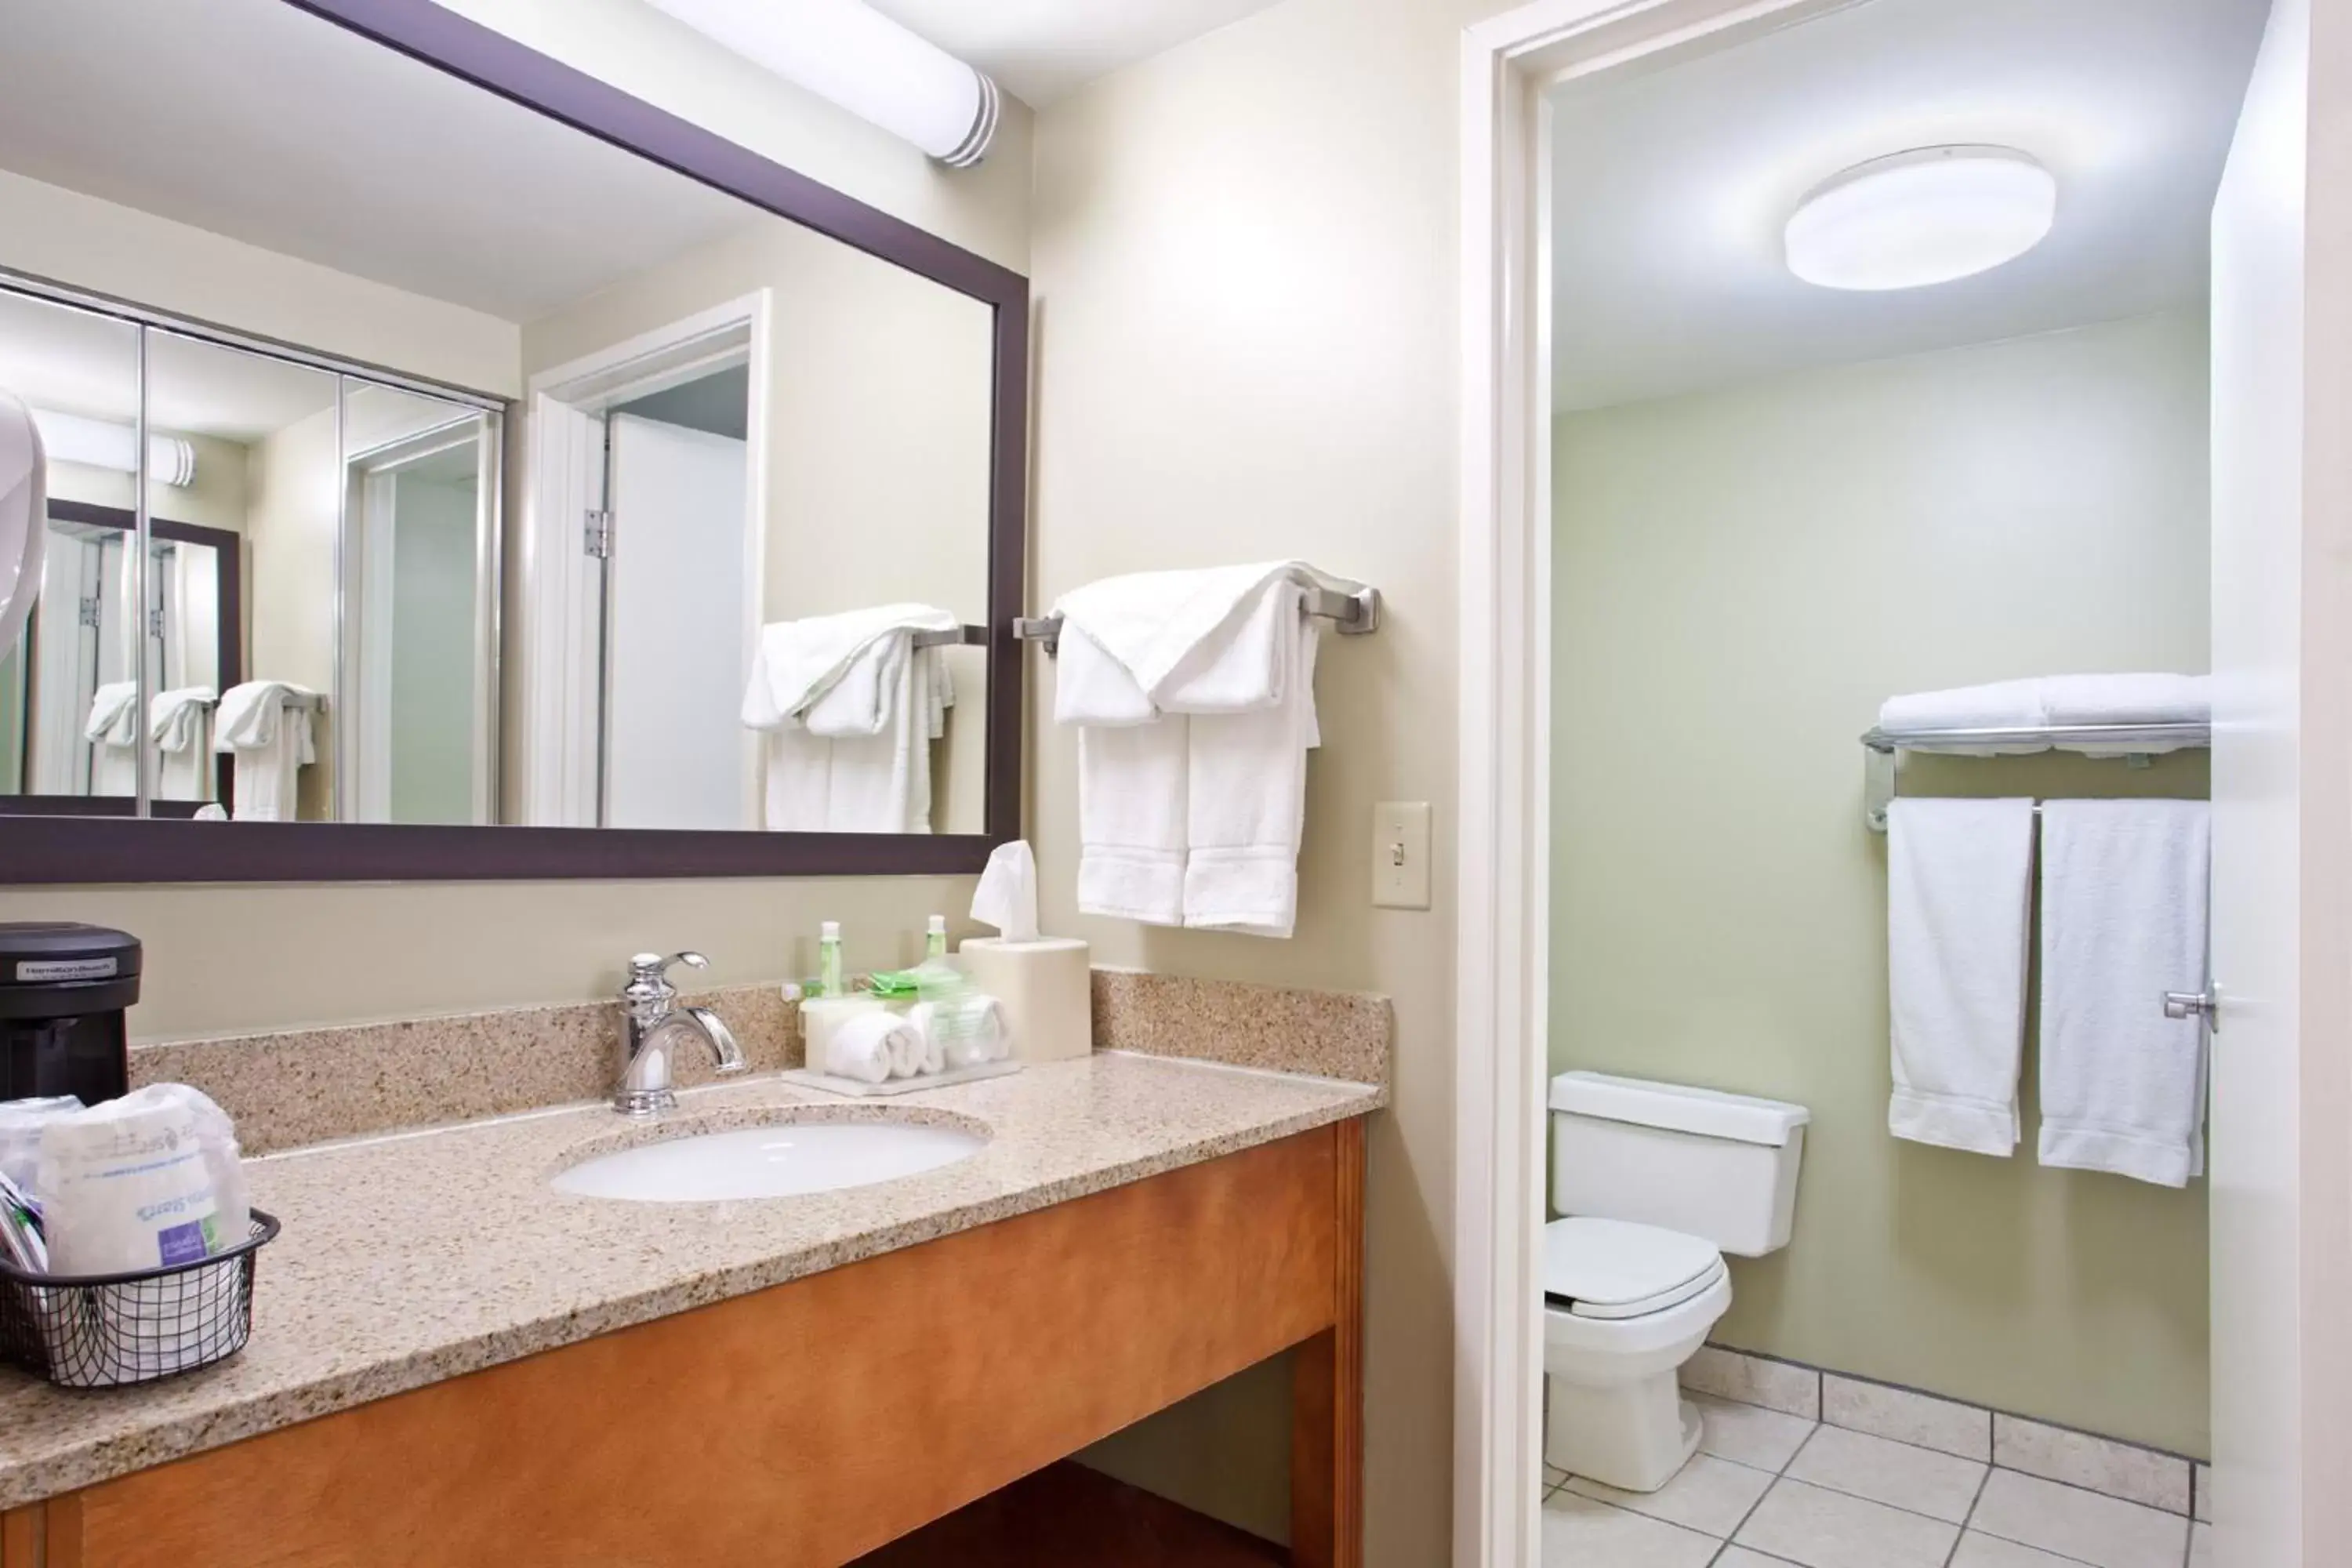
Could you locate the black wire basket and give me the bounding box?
[0,1210,279,1388]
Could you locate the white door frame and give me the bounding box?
[1456,0,2158,1561]
[518,292,772,826]
[1460,4,2352,1566]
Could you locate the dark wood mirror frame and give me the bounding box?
[0,0,1027,883]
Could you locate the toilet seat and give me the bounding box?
[1544,1217,1726,1320]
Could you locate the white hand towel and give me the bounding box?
[1077,721,1189,926]
[85,681,140,795]
[149,686,217,803]
[215,681,316,822]
[825,1010,902,1086]
[742,604,958,727]
[1055,561,1348,702]
[2036,800,2211,1186]
[804,633,907,739]
[85,681,139,746]
[1059,568,1348,938]
[1054,624,1158,727]
[1886,797,2036,1155]
[1183,608,1320,937]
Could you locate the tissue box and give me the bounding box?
[958,938,1091,1063]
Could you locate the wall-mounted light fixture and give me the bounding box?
[642,0,1001,168]
[31,408,197,487]
[1785,145,2056,291]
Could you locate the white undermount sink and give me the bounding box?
[552,1120,988,1203]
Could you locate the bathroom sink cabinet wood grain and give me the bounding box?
[0,1120,1366,1568]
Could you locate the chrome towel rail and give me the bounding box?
[1014,584,1381,658]
[1861,720,2210,833]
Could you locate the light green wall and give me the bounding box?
[1550,310,2214,1457]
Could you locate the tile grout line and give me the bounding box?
[1944,1460,1997,1568]
[1702,1385,2200,1521]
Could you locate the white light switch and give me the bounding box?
[1372,802,1432,909]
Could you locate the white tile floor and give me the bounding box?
[1543,1392,2210,1568]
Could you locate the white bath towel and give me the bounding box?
[1877,679,2045,740]
[2042,673,2210,757]
[1184,601,1320,936]
[148,686,216,803]
[214,681,316,822]
[1058,568,1341,938]
[1876,674,2209,757]
[744,608,956,835]
[742,604,957,725]
[1886,797,2037,1156]
[85,681,140,795]
[2037,800,2211,1186]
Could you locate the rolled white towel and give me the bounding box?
[826,1010,905,1086]
[912,995,1011,1069]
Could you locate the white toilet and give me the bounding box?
[1544,1071,1809,1494]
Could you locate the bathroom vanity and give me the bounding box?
[0,1056,1374,1567]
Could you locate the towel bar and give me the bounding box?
[1014,584,1381,658]
[909,625,987,651]
[1860,721,2210,833]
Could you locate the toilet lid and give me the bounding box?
[1544,1217,1726,1321]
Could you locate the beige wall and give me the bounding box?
[0,170,518,397]
[430,0,1032,277]
[244,407,340,821]
[46,434,251,536]
[1027,0,1504,1552]
[522,220,996,833]
[1551,310,2213,1455]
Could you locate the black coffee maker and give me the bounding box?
[0,924,139,1106]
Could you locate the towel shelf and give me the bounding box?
[1861,721,2211,833]
[1014,584,1381,657]
[909,624,987,651]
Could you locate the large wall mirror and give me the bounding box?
[0,0,1025,880]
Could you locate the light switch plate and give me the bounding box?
[1372,801,1433,909]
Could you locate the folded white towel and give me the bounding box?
[745,610,956,835]
[1876,680,2048,753]
[1059,568,1344,938]
[2039,673,2210,728]
[1886,797,2036,1156]
[909,996,1010,1068]
[826,1010,906,1086]
[1876,674,2209,757]
[2037,800,2211,1186]
[85,681,139,746]
[742,604,958,728]
[1185,593,1320,937]
[85,681,140,796]
[215,681,316,822]
[149,686,217,803]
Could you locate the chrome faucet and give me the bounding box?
[615,951,746,1116]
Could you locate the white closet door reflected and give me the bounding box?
[601,413,749,831]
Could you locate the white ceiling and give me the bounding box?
[1549,0,2271,410]
[869,0,1285,106]
[0,0,755,325]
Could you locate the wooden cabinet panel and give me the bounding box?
[58,1126,1349,1568]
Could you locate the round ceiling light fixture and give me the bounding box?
[1784,145,2056,291]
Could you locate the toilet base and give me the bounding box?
[1544,1370,1703,1493]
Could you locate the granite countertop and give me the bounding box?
[0,1053,1381,1509]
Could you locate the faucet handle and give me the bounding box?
[629,951,709,982]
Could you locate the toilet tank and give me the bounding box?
[1550,1072,1809,1258]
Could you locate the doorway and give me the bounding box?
[517,293,771,829]
[1456,1,2352,1564]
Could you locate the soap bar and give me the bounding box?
[959,937,1091,1063]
